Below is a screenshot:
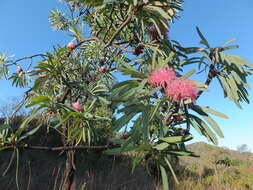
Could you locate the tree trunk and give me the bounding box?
[61,122,76,190]
[62,150,75,190]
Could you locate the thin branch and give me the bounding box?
[103,8,114,42]
[196,51,216,99]
[59,88,71,104]
[112,43,135,53]
[104,14,133,48]
[2,144,118,152]
[6,54,48,66]
[183,104,190,135]
[10,88,33,120]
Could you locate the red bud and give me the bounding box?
[99,66,107,72]
[17,67,23,73]
[67,42,75,49]
[176,115,183,122]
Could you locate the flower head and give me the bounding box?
[150,67,176,87]
[166,79,197,102]
[71,101,84,112]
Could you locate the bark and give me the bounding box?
[61,121,76,190]
[62,150,75,190]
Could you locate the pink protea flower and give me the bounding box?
[67,42,75,49]
[71,101,84,112]
[150,67,176,87]
[166,79,197,102]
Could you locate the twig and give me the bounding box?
[183,104,190,135]
[104,14,133,48]
[6,54,48,66]
[2,144,118,152]
[196,51,216,99]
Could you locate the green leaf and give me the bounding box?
[204,115,224,138]
[227,54,253,68]
[161,136,193,144]
[222,38,237,46]
[26,96,51,108]
[113,112,136,131]
[49,10,69,30]
[142,109,150,141]
[222,45,239,51]
[200,106,229,119]
[164,157,179,184]
[167,150,199,157]
[103,146,134,155]
[190,115,218,145]
[0,124,11,131]
[154,142,169,150]
[0,53,9,79]
[2,151,15,176]
[181,69,196,79]
[192,105,224,138]
[19,124,42,141]
[15,111,39,137]
[160,165,169,190]
[134,143,152,152]
[145,5,171,19]
[0,64,8,79]
[190,119,204,136]
[150,101,161,121]
[196,26,210,48]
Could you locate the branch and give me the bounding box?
[112,43,135,53]
[6,54,48,67]
[77,37,101,47]
[10,88,33,120]
[2,144,118,152]
[59,88,71,103]
[196,51,217,99]
[183,104,190,135]
[104,14,133,48]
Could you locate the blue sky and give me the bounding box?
[0,0,252,150]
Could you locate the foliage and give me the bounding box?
[215,157,240,167]
[0,0,252,189]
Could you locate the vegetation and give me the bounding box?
[0,0,252,189]
[176,143,253,190]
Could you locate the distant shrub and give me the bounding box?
[215,157,240,167]
[237,144,251,153]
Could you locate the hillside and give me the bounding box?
[176,142,253,190]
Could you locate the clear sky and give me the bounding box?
[0,0,252,151]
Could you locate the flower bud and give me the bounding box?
[176,115,183,122]
[67,42,75,49]
[98,66,107,73]
[17,67,23,73]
